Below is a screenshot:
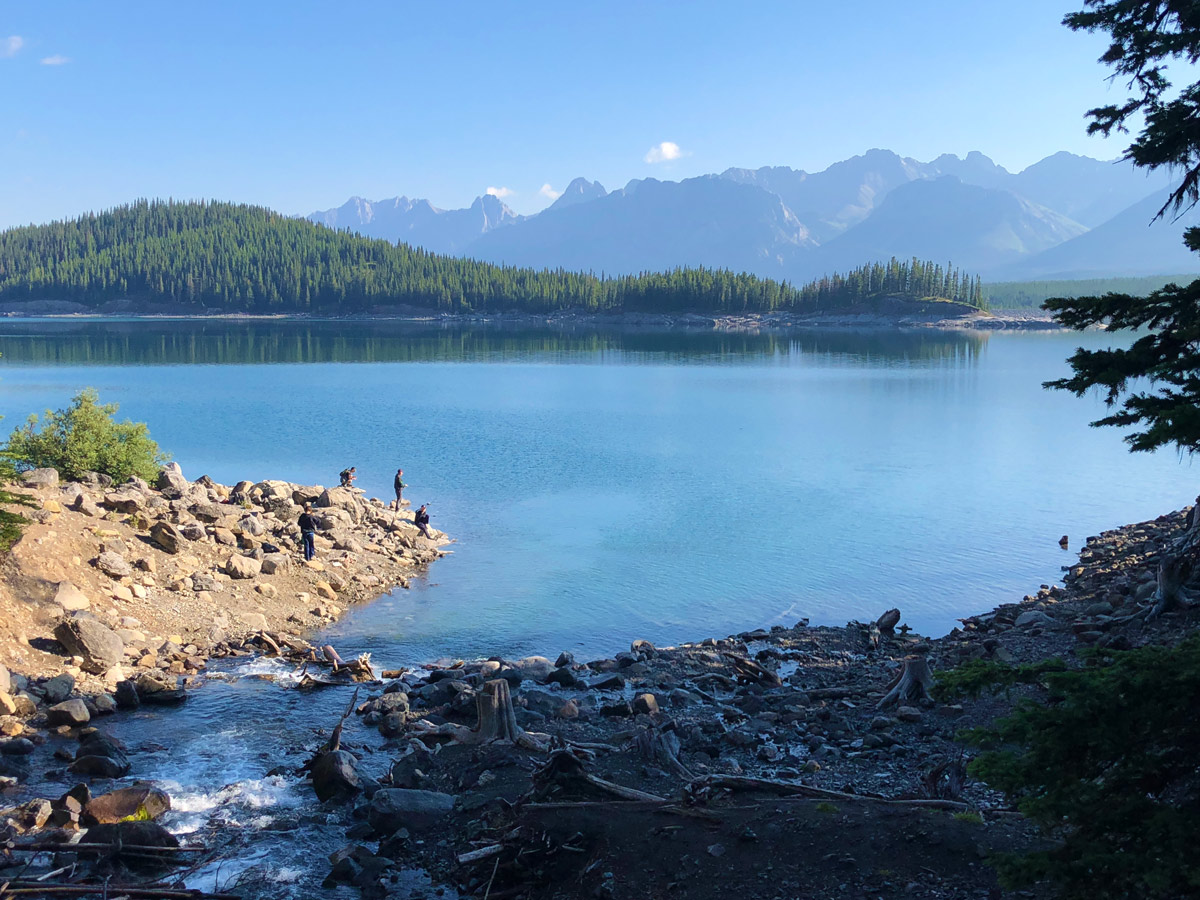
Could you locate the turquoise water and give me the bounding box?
[0,319,1191,660]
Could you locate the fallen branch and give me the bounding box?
[721,653,783,687]
[687,774,968,811]
[9,844,205,855]
[0,885,238,899]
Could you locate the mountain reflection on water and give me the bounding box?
[0,317,987,368]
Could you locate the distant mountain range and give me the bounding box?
[307,150,1200,281]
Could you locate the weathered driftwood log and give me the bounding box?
[412,679,550,751]
[687,774,968,811]
[531,750,667,803]
[721,653,782,687]
[632,721,693,780]
[876,656,934,709]
[875,608,901,635]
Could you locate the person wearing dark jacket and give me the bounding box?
[414,503,431,539]
[393,469,406,509]
[298,504,318,561]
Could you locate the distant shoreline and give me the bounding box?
[0,305,1063,332]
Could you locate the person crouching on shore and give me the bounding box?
[414,503,431,539]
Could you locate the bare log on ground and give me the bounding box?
[876,656,934,709]
[412,679,550,752]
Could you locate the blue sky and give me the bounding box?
[1,1,1132,228]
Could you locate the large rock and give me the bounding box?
[21,468,59,489]
[225,555,262,579]
[190,501,227,523]
[54,581,92,612]
[0,663,9,696]
[135,672,186,705]
[368,788,454,834]
[83,785,171,825]
[155,464,188,498]
[148,521,183,554]
[95,551,133,579]
[237,515,267,538]
[310,750,361,803]
[71,493,102,516]
[101,491,144,514]
[54,618,125,674]
[316,487,362,524]
[1015,610,1055,628]
[41,673,75,704]
[46,699,91,727]
[69,731,130,777]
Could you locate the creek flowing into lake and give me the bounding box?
[0,318,1191,895]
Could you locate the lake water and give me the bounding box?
[2,317,1193,897]
[0,318,1191,661]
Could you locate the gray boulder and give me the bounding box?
[46,698,90,727]
[1015,610,1055,628]
[310,750,361,803]
[95,551,132,579]
[149,521,183,554]
[69,731,130,777]
[224,555,262,579]
[368,788,454,834]
[101,491,143,514]
[21,468,59,489]
[54,618,125,674]
[190,501,227,523]
[156,464,189,498]
[40,673,75,703]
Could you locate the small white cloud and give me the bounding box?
[0,36,24,58]
[644,141,685,164]
[486,186,514,199]
[539,183,562,201]
[40,54,70,66]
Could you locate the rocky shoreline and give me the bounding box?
[0,470,1194,899]
[0,462,450,769]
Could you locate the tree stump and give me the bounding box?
[877,656,934,709]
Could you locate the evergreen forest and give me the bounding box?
[0,200,984,315]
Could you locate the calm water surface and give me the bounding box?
[0,319,1190,659]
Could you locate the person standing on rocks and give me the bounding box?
[299,503,318,561]
[393,468,407,510]
[339,466,356,488]
[414,503,432,539]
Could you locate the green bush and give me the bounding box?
[944,638,1200,899]
[3,388,169,483]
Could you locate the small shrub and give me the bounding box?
[2,388,168,483]
[814,802,838,814]
[952,811,983,826]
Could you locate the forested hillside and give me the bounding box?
[0,200,983,315]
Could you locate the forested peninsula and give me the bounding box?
[0,200,984,316]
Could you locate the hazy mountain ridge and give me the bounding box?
[307,149,1198,281]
